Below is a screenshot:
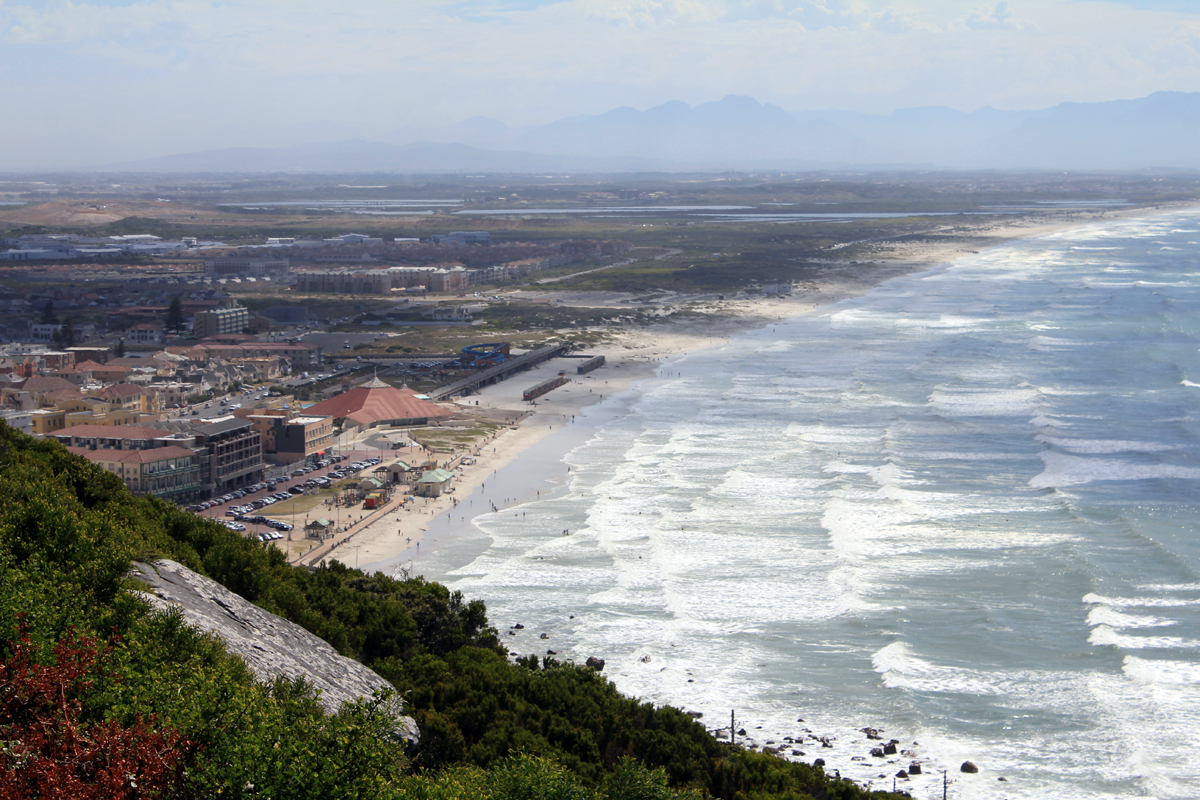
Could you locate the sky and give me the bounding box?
[2,0,1199,169]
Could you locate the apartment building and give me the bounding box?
[191,417,263,493]
[193,303,250,339]
[247,410,334,464]
[69,445,201,502]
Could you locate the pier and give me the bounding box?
[429,342,572,400]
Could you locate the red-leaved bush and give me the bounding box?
[0,624,189,799]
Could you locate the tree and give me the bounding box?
[114,339,126,359]
[61,316,77,349]
[165,297,185,334]
[39,300,58,325]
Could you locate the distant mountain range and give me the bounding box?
[108,92,1200,173]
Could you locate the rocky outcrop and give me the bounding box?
[130,559,418,746]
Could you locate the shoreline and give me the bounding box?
[344,205,1186,575]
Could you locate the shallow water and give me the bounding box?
[416,211,1200,799]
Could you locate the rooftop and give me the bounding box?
[68,444,196,464]
[48,424,172,440]
[303,382,452,428]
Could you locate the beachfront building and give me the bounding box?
[302,377,453,430]
[414,468,454,498]
[305,518,334,540]
[247,410,335,464]
[379,460,414,484]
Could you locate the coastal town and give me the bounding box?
[0,192,1157,575]
[0,275,626,571]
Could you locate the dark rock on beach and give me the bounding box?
[585,656,605,671]
[961,761,979,774]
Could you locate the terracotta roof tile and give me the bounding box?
[303,384,452,427]
[50,424,170,440]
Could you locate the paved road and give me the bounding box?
[537,257,635,284]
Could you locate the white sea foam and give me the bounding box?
[1088,625,1200,649]
[1086,606,1173,629]
[1035,435,1176,454]
[1083,593,1200,608]
[1030,335,1090,350]
[1030,451,1200,488]
[1123,655,1200,685]
[928,386,1040,417]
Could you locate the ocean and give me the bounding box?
[408,211,1200,799]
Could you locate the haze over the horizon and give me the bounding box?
[3,0,1200,170]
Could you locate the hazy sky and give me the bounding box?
[2,0,1199,168]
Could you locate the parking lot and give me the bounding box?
[187,451,387,544]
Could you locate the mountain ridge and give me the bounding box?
[103,92,1200,173]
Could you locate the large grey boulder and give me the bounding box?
[130,559,418,746]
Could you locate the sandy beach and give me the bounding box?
[290,205,1181,575]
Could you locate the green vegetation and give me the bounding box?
[0,417,907,797]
